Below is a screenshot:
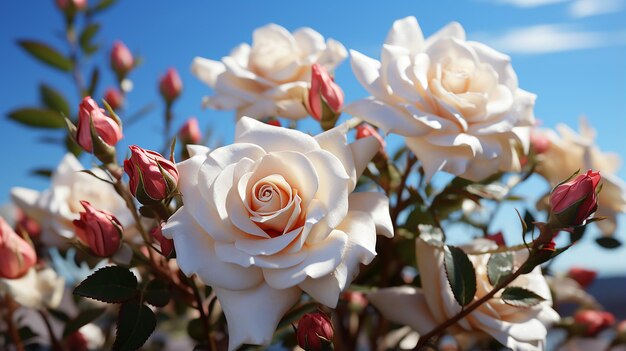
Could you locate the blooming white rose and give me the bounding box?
[535,118,626,237]
[368,235,559,351]
[345,16,535,181]
[0,268,64,309]
[11,154,134,247]
[192,23,347,120]
[163,117,393,350]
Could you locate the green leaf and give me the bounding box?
[113,302,156,351]
[186,318,205,342]
[486,252,514,286]
[8,108,65,128]
[39,84,70,116]
[74,266,138,303]
[443,245,476,306]
[501,286,545,307]
[30,168,53,178]
[143,279,170,308]
[62,308,106,339]
[596,237,622,249]
[87,67,100,97]
[79,23,101,54]
[17,40,72,72]
[90,0,118,14]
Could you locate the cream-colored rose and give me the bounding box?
[162,117,393,350]
[0,267,64,309]
[369,235,559,351]
[536,118,626,236]
[192,23,347,120]
[11,154,134,247]
[345,16,534,181]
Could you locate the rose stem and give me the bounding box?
[186,276,215,351]
[2,295,25,351]
[38,309,65,351]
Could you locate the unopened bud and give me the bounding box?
[110,41,134,77]
[124,145,179,204]
[308,64,343,130]
[178,117,202,144]
[549,170,600,227]
[76,97,123,160]
[296,312,334,351]
[73,201,123,258]
[0,216,37,279]
[104,88,124,110]
[159,68,182,103]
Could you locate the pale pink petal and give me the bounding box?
[384,16,425,53]
[235,117,321,154]
[348,192,393,238]
[344,98,430,137]
[349,50,389,98]
[191,57,225,88]
[368,286,439,335]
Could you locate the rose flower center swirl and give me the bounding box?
[244,175,304,238]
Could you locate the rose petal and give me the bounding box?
[314,122,357,190]
[235,117,321,154]
[191,57,225,88]
[424,21,466,48]
[384,16,425,53]
[317,38,348,70]
[347,192,393,238]
[162,207,263,290]
[186,145,211,158]
[349,50,389,99]
[344,98,430,137]
[368,287,439,334]
[214,283,301,351]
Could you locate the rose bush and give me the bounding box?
[163,117,393,349]
[192,23,347,120]
[369,235,559,351]
[346,16,535,181]
[11,154,133,247]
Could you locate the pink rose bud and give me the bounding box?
[150,224,174,258]
[110,41,134,76]
[568,267,597,288]
[56,0,87,11]
[73,201,122,258]
[549,170,600,227]
[574,310,615,336]
[159,68,183,103]
[124,145,179,204]
[356,123,386,149]
[308,63,344,121]
[77,96,123,153]
[530,131,550,154]
[104,88,124,110]
[0,216,37,279]
[485,231,506,247]
[296,312,334,351]
[178,117,202,144]
[16,209,41,240]
[343,291,368,312]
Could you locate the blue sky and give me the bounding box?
[1,0,625,273]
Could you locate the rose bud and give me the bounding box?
[549,170,600,227]
[56,0,87,11]
[0,216,37,279]
[574,310,615,336]
[76,96,123,154]
[343,291,368,313]
[568,267,597,288]
[178,117,202,144]
[16,209,41,240]
[530,131,550,154]
[124,145,179,204]
[159,68,183,103]
[104,88,124,110]
[485,231,506,247]
[66,331,88,351]
[308,64,344,127]
[73,201,123,258]
[266,118,281,127]
[110,41,134,77]
[296,312,334,351]
[150,223,174,258]
[356,123,386,149]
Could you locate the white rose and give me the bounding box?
[0,267,64,309]
[368,235,559,351]
[163,117,393,350]
[345,16,535,181]
[11,154,134,247]
[536,118,626,237]
[192,23,347,120]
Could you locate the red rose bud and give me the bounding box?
[104,88,124,110]
[76,96,123,154]
[574,310,615,336]
[73,201,122,258]
[0,217,37,279]
[110,41,134,76]
[66,331,88,351]
[56,0,87,11]
[150,224,174,257]
[356,124,386,149]
[308,64,344,123]
[178,117,202,144]
[16,209,41,240]
[485,231,506,247]
[549,170,600,227]
[568,267,597,288]
[159,68,182,103]
[530,131,550,154]
[297,312,334,351]
[124,145,179,204]
[266,118,281,127]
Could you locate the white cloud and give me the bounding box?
[472,24,626,54]
[569,0,625,17]
[488,0,568,8]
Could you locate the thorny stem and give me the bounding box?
[2,295,25,351]
[187,276,215,351]
[412,258,530,350]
